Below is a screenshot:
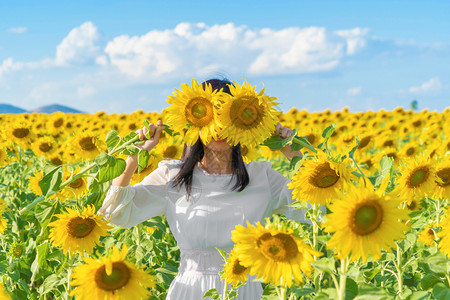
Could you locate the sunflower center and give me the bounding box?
[13,245,24,257]
[407,200,418,210]
[69,178,84,189]
[407,167,430,187]
[241,146,249,156]
[309,162,340,188]
[232,259,248,275]
[54,118,64,128]
[230,96,264,129]
[185,97,213,127]
[436,168,450,187]
[79,137,96,151]
[306,134,316,145]
[67,217,96,238]
[350,201,383,235]
[51,157,63,166]
[95,262,130,291]
[257,232,299,262]
[12,128,30,139]
[163,145,178,158]
[39,142,53,152]
[406,147,415,156]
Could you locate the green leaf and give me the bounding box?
[143,120,152,139]
[37,274,59,295]
[203,288,221,299]
[96,155,126,183]
[262,130,296,150]
[312,257,335,274]
[216,248,227,260]
[346,277,359,299]
[39,165,63,195]
[405,291,432,300]
[372,156,394,189]
[105,130,121,152]
[317,123,336,149]
[348,136,360,159]
[426,252,449,275]
[121,145,139,156]
[433,283,450,300]
[421,273,442,290]
[138,150,150,173]
[289,155,303,171]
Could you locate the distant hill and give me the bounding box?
[0,104,27,114]
[0,103,84,114]
[29,104,84,114]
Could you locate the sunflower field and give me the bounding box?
[0,105,449,300]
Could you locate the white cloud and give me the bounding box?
[335,28,369,55]
[7,27,28,34]
[409,77,442,93]
[347,87,362,96]
[55,22,101,66]
[104,22,368,80]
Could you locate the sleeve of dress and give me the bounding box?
[263,162,311,224]
[98,160,172,228]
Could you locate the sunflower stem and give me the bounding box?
[292,136,317,153]
[275,285,287,300]
[337,258,348,300]
[18,195,45,214]
[222,279,228,300]
[395,243,403,295]
[436,198,441,227]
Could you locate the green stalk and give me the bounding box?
[292,136,317,153]
[395,243,403,294]
[337,258,348,300]
[436,198,441,227]
[275,285,287,300]
[222,279,228,300]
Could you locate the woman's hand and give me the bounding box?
[135,120,165,152]
[274,122,303,161]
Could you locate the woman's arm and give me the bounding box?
[274,122,303,161]
[111,120,165,186]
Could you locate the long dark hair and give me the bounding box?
[171,79,250,199]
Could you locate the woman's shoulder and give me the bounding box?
[245,160,273,173]
[157,159,183,169]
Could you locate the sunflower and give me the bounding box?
[165,79,223,145]
[240,145,259,163]
[438,210,450,258]
[323,179,410,263]
[71,132,102,160]
[221,249,251,287]
[32,136,58,158]
[0,215,7,235]
[288,152,354,205]
[217,81,280,147]
[48,205,112,255]
[70,244,156,300]
[47,112,66,134]
[60,168,89,199]
[435,159,450,200]
[0,283,11,300]
[154,136,183,160]
[260,145,283,160]
[417,224,437,246]
[6,121,35,147]
[0,147,8,167]
[130,153,161,185]
[392,155,438,202]
[231,220,322,287]
[28,172,43,195]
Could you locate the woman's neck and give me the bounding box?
[199,147,233,175]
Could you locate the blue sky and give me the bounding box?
[0,0,449,113]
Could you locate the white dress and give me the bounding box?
[99,159,307,300]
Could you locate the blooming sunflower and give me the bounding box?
[32,136,57,158]
[60,168,89,199]
[240,145,259,163]
[0,283,11,300]
[154,136,183,160]
[48,205,112,255]
[165,79,223,145]
[288,152,354,205]
[0,215,7,235]
[6,121,35,147]
[392,155,438,202]
[70,244,156,300]
[231,220,322,287]
[221,249,251,287]
[417,225,437,246]
[217,81,280,147]
[323,179,410,263]
[0,147,8,167]
[71,132,102,160]
[438,211,450,258]
[435,159,450,200]
[28,171,43,195]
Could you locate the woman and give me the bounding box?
[98,79,304,299]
